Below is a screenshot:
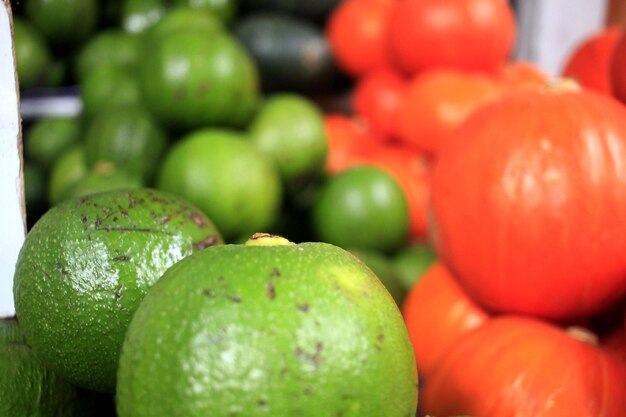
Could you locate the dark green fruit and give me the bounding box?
[13,188,223,392]
[233,12,337,93]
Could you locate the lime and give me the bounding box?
[146,5,223,42]
[48,145,89,206]
[80,64,142,120]
[312,166,409,253]
[61,162,144,201]
[248,94,328,187]
[25,0,98,46]
[117,234,417,417]
[0,318,79,416]
[12,17,53,90]
[139,30,259,131]
[43,58,69,87]
[121,0,167,34]
[13,188,223,392]
[24,116,81,169]
[350,249,406,306]
[173,0,237,25]
[84,104,167,183]
[157,129,282,241]
[74,30,142,81]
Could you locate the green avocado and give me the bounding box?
[13,188,224,392]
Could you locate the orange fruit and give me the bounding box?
[325,0,394,76]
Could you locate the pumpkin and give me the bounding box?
[324,114,380,175]
[397,68,507,156]
[401,262,488,377]
[611,28,626,104]
[430,86,626,320]
[562,25,622,95]
[352,67,407,140]
[498,60,550,89]
[602,325,626,362]
[325,0,394,76]
[421,316,626,417]
[387,0,516,75]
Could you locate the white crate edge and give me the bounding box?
[0,0,25,318]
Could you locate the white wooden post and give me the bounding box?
[515,0,609,76]
[0,0,26,318]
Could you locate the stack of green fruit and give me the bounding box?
[14,0,437,304]
[8,1,441,415]
[5,188,419,416]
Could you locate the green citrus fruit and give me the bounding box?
[74,30,142,81]
[139,30,259,131]
[61,163,144,201]
[84,104,167,182]
[80,64,141,120]
[393,241,438,291]
[157,129,282,241]
[12,17,53,90]
[121,0,167,33]
[248,94,328,187]
[312,166,409,253]
[24,116,81,169]
[48,145,89,206]
[25,0,98,46]
[13,188,224,393]
[173,0,237,25]
[146,5,223,42]
[350,249,406,306]
[0,318,79,416]
[116,233,418,417]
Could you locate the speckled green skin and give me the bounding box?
[117,240,418,417]
[0,319,79,417]
[13,188,223,393]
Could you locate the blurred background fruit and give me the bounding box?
[234,12,337,94]
[312,166,409,253]
[248,93,328,188]
[12,17,54,90]
[25,0,99,48]
[562,25,622,94]
[138,30,259,131]
[157,129,283,242]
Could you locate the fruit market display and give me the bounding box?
[7,0,626,416]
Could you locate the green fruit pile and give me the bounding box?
[7,187,418,416]
[10,2,441,413]
[15,0,436,294]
